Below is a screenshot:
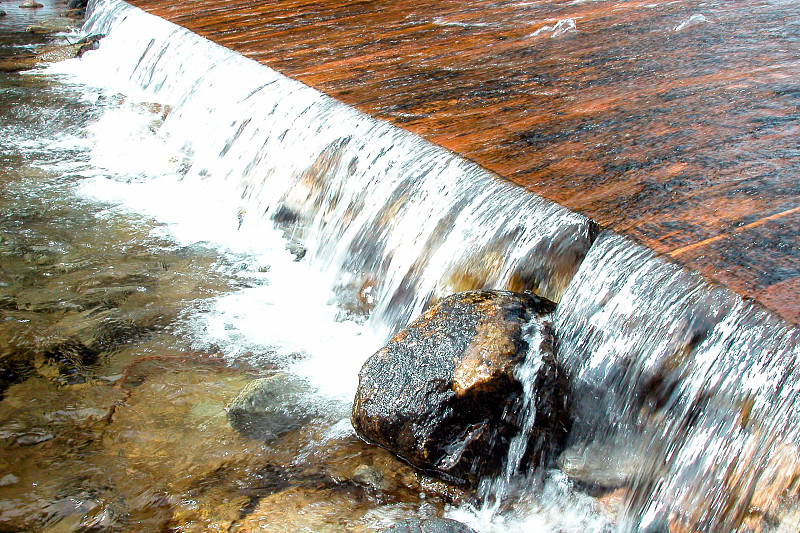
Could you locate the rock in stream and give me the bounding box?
[380,517,477,533]
[352,290,570,485]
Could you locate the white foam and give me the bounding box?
[531,19,577,38]
[674,13,708,32]
[448,471,614,533]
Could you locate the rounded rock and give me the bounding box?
[380,518,478,533]
[227,373,317,442]
[352,290,569,485]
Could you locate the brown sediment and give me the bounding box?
[125,0,800,323]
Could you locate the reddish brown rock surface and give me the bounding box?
[126,0,800,323]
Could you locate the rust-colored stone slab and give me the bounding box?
[672,209,800,324]
[125,0,800,323]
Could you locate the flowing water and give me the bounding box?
[555,233,800,532]
[1,0,799,531]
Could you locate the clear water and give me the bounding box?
[555,232,800,532]
[2,0,799,531]
[0,0,608,531]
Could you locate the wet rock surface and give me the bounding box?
[227,373,319,441]
[380,518,477,533]
[0,34,102,72]
[352,290,569,485]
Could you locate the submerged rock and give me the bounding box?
[352,290,569,485]
[96,363,264,531]
[0,321,98,389]
[380,518,477,533]
[19,0,43,7]
[230,486,372,533]
[26,17,80,34]
[227,373,318,441]
[557,441,645,490]
[0,34,103,72]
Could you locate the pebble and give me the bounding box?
[0,474,19,486]
[16,431,55,446]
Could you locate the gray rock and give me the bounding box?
[352,290,569,485]
[26,18,80,34]
[19,0,44,8]
[16,430,55,446]
[0,10,7,17]
[0,474,19,486]
[557,441,646,489]
[227,373,317,441]
[380,518,477,533]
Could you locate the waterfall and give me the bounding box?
[67,0,595,341]
[37,0,800,530]
[555,232,800,531]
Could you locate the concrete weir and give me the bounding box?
[119,0,799,324]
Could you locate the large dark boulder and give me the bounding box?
[352,290,569,485]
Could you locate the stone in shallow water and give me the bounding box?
[229,486,370,533]
[19,0,43,7]
[0,320,99,387]
[95,360,269,531]
[380,517,477,533]
[557,441,645,490]
[352,290,570,485]
[0,34,103,73]
[0,377,126,531]
[26,18,80,34]
[226,373,318,441]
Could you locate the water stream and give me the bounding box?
[1,0,798,531]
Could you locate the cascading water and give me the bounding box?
[68,0,595,341]
[2,0,798,530]
[554,232,800,532]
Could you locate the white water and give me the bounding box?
[555,232,800,532]
[41,0,596,399]
[29,0,607,530]
[57,0,595,336]
[27,0,800,531]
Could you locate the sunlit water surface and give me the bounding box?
[0,5,613,532]
[6,0,799,531]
